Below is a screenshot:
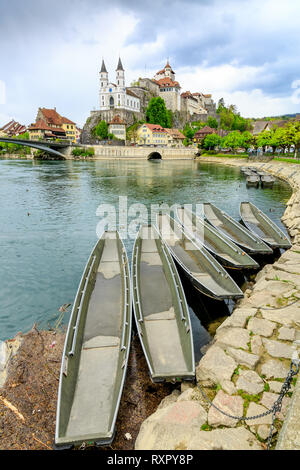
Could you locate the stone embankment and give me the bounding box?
[135,158,300,451]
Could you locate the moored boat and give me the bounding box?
[240,202,292,249]
[176,206,259,270]
[202,203,273,254]
[132,225,195,383]
[55,231,132,448]
[261,175,275,188]
[246,176,260,188]
[156,213,244,300]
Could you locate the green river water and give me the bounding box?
[0,158,292,357]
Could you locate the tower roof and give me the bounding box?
[116,57,124,71]
[100,59,108,73]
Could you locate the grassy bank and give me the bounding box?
[200,153,248,159]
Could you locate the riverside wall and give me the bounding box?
[62,145,196,160]
[135,157,300,451]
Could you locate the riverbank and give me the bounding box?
[0,157,299,450]
[135,157,300,450]
[0,327,173,450]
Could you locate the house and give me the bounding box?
[28,119,67,140]
[61,117,76,143]
[108,115,126,141]
[194,126,216,143]
[164,128,185,147]
[75,127,82,143]
[252,121,271,135]
[136,123,167,146]
[0,120,27,137]
[29,108,77,142]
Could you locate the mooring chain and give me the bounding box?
[197,360,300,450]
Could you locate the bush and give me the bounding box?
[72,147,95,157]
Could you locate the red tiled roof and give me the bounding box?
[194,126,215,137]
[181,91,198,101]
[155,77,180,88]
[164,128,185,139]
[28,119,66,134]
[61,116,75,125]
[0,120,27,135]
[144,123,167,133]
[40,108,64,126]
[108,115,126,125]
[203,94,212,98]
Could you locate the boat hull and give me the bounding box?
[240,202,292,250]
[55,231,132,448]
[132,225,195,383]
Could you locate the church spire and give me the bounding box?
[116,57,124,71]
[100,59,108,73]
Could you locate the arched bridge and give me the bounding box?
[0,137,69,159]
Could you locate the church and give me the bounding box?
[99,58,141,113]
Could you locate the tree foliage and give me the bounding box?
[93,120,108,139]
[217,98,251,132]
[146,97,172,128]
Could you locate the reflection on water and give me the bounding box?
[0,159,291,347]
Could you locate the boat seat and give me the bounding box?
[98,261,121,279]
[141,252,162,266]
[144,308,175,321]
[100,238,119,262]
[184,241,197,251]
[141,238,158,253]
[83,335,120,350]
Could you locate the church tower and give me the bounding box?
[100,59,108,89]
[116,57,125,88]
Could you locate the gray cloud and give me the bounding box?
[0,0,299,125]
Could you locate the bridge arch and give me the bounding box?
[0,137,66,159]
[148,151,162,160]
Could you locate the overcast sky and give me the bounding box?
[0,0,300,127]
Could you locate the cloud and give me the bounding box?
[0,0,300,126]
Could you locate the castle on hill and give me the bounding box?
[98,58,216,117]
[81,57,218,143]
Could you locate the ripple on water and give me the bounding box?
[0,159,291,342]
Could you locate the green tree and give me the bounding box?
[94,120,108,139]
[182,123,195,140]
[222,131,243,153]
[203,133,221,150]
[146,97,171,128]
[207,117,218,129]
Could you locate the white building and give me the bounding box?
[99,58,141,113]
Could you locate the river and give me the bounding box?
[0,158,292,356]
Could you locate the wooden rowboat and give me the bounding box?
[156,213,243,300]
[55,231,132,448]
[176,206,259,270]
[246,176,260,188]
[132,225,195,383]
[240,202,292,249]
[261,175,275,188]
[202,203,273,254]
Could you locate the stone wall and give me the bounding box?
[63,145,196,160]
[81,109,145,144]
[135,157,300,451]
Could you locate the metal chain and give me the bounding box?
[197,361,299,450]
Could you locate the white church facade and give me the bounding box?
[99,58,141,113]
